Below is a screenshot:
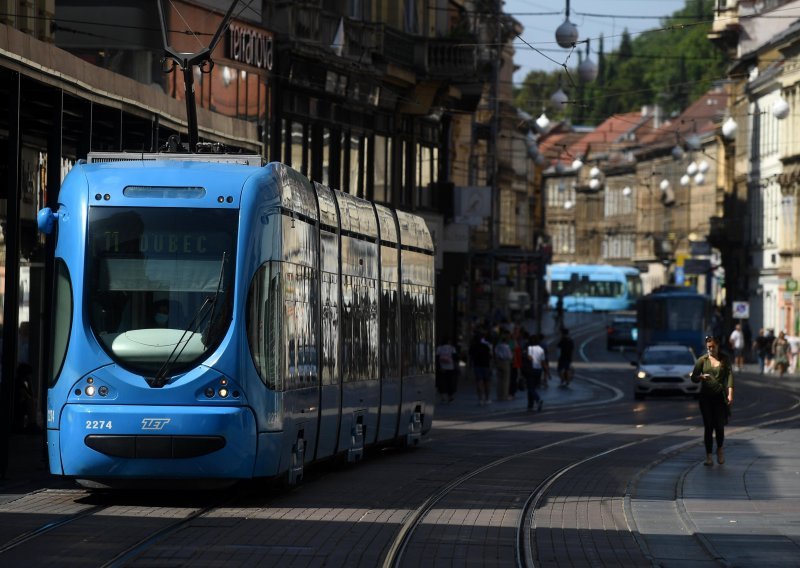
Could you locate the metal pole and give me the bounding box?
[488,0,501,321]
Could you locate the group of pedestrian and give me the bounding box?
[751,327,797,378]
[465,324,533,406]
[435,323,576,410]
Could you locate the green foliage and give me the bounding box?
[513,70,562,118]
[512,0,726,126]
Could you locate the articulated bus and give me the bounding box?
[38,153,435,488]
[547,264,642,312]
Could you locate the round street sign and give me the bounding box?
[732,301,750,319]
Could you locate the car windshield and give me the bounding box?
[642,349,695,366]
[87,206,238,376]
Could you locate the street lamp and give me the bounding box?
[578,39,598,83]
[550,87,569,109]
[555,0,578,48]
[536,111,550,131]
[773,96,790,120]
[722,116,737,139]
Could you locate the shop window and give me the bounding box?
[322,128,330,186]
[349,134,361,196]
[246,72,260,120]
[210,65,237,116]
[416,143,433,208]
[291,121,305,175]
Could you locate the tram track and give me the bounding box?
[3,322,798,566]
[1,396,794,566]
[0,489,99,555]
[382,383,800,568]
[0,486,250,566]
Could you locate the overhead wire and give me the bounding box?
[4,5,790,129]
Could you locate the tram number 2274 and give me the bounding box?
[85,420,113,430]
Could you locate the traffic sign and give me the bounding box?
[732,301,749,319]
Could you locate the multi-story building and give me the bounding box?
[1,0,520,449]
[539,89,728,298]
[710,0,800,334]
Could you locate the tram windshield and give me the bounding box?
[87,207,238,376]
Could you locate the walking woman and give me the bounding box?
[691,335,734,466]
[773,330,790,378]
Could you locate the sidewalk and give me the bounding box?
[433,369,614,420]
[631,365,800,566]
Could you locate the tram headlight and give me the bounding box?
[205,387,215,398]
[218,388,229,398]
[85,385,96,397]
[98,386,109,397]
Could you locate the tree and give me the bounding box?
[513,0,726,125]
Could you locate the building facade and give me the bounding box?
[1,0,541,460]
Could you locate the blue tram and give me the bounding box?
[38,152,435,487]
[547,264,642,312]
[635,287,713,357]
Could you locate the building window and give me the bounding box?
[290,121,306,175]
[416,143,434,209]
[374,135,389,203]
[322,127,331,186]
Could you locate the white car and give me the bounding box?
[632,344,699,400]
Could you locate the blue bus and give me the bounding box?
[636,287,713,356]
[38,153,435,488]
[547,264,642,312]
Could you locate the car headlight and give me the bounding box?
[637,371,649,380]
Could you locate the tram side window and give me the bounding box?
[49,259,73,387]
[401,285,418,376]
[341,275,378,382]
[381,283,399,379]
[283,263,319,390]
[321,270,339,386]
[366,278,378,380]
[342,275,354,382]
[421,286,434,374]
[246,262,282,390]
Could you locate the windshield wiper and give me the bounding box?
[150,252,227,387]
[203,251,227,346]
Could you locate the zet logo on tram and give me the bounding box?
[141,418,171,430]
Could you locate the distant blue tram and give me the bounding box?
[636,287,713,356]
[39,153,435,487]
[547,264,642,312]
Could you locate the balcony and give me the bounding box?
[425,38,478,80]
[271,2,382,61]
[270,2,480,78]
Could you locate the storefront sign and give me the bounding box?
[228,24,273,71]
[684,258,710,274]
